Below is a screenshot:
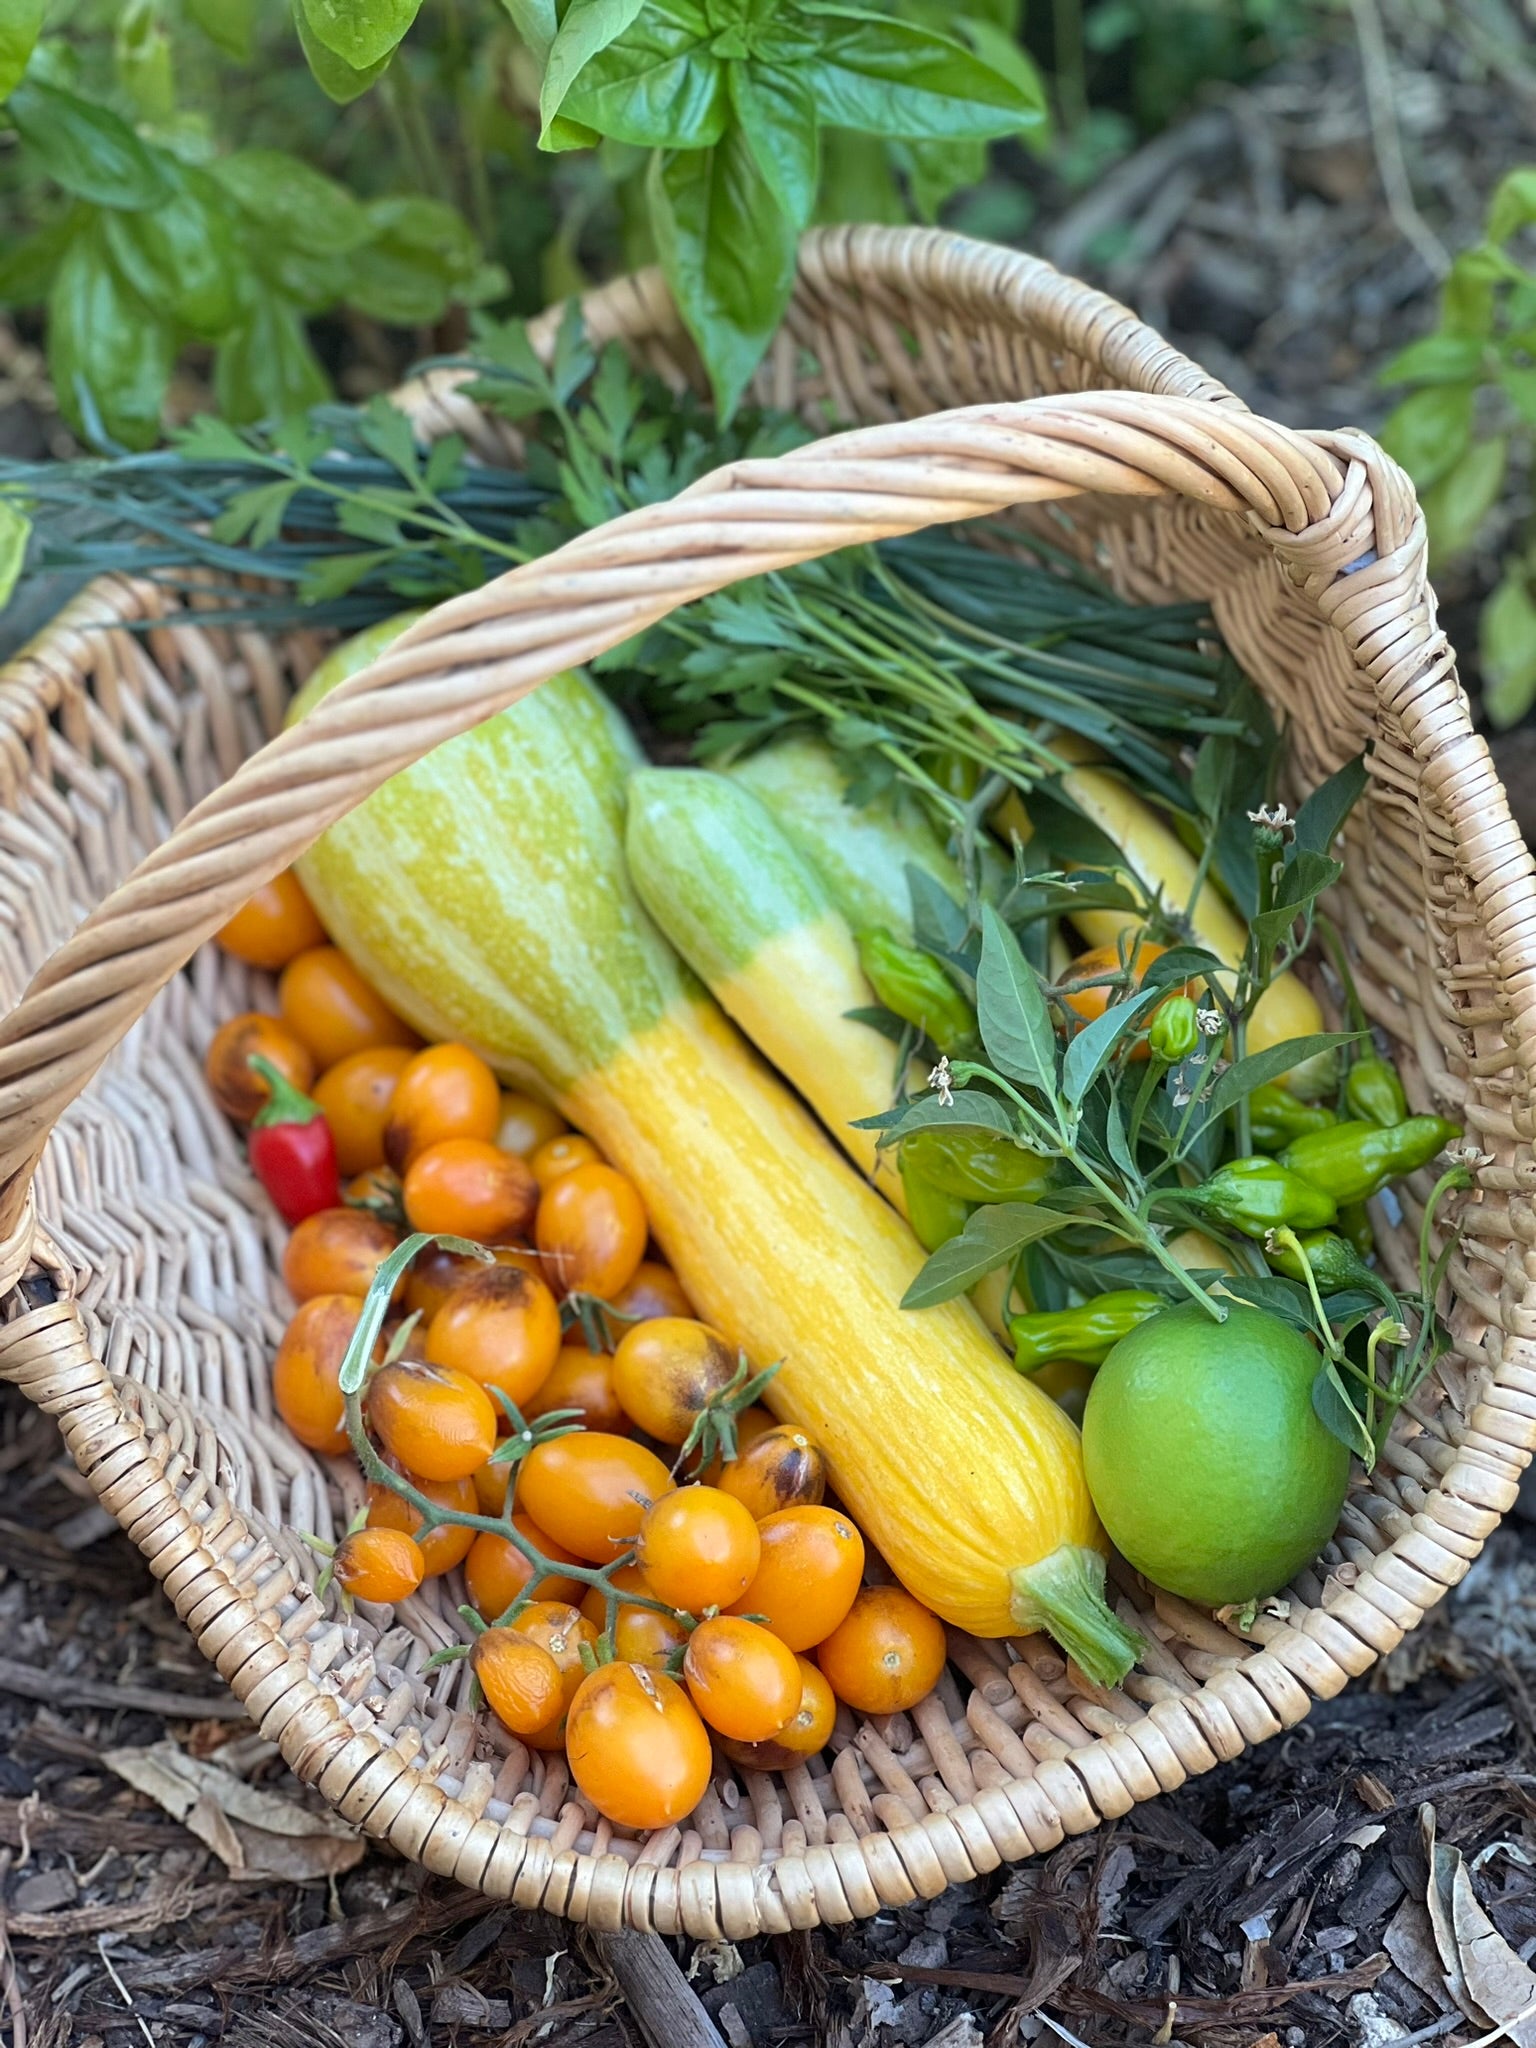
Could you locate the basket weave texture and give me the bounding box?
[1,224,1534,1939]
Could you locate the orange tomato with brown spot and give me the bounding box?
[423,1264,561,1407]
[464,1516,584,1620]
[716,1657,837,1771]
[205,1012,315,1123]
[313,1047,413,1176]
[510,1601,599,1749]
[683,1615,802,1741]
[278,946,419,1069]
[332,1526,425,1605]
[564,1663,712,1829]
[718,1426,827,1521]
[516,1432,673,1563]
[610,1318,740,1446]
[282,1206,399,1304]
[534,1164,647,1298]
[403,1139,538,1244]
[366,1360,497,1482]
[609,1260,693,1324]
[272,1293,365,1454]
[345,1164,404,1218]
[384,1043,502,1172]
[728,1506,864,1650]
[816,1586,947,1715]
[366,1469,477,1578]
[215,870,326,971]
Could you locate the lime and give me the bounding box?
[1080,1300,1351,1607]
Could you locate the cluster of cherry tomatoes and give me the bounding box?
[209,870,951,1833]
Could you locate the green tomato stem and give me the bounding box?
[1008,1546,1144,1690]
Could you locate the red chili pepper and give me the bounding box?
[247,1055,341,1225]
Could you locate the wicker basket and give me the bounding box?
[1,224,1533,1941]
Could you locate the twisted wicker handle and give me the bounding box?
[0,390,1408,1233]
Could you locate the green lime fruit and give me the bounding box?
[1081,1300,1351,1607]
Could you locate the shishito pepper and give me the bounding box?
[900,1149,972,1252]
[901,1126,1054,1205]
[1010,1290,1164,1373]
[1278,1116,1461,1206]
[1264,1229,1373,1291]
[1250,1082,1337,1153]
[247,1055,340,1225]
[857,928,977,1055]
[1188,1156,1338,1237]
[1345,1055,1409,1128]
[1338,1200,1375,1259]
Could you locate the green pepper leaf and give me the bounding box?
[212,150,372,256]
[902,1202,1073,1308]
[1212,1272,1315,1328]
[213,297,331,424]
[295,0,394,100]
[730,63,820,230]
[1136,944,1226,991]
[539,0,649,147]
[102,166,242,340]
[1312,1360,1375,1464]
[1060,983,1165,1110]
[649,123,797,418]
[1020,785,1136,873]
[1249,849,1342,950]
[0,0,44,101]
[854,1087,1017,1140]
[800,4,1042,139]
[295,0,422,70]
[976,903,1058,1097]
[1292,753,1367,857]
[1203,1032,1364,1122]
[907,865,970,957]
[9,79,173,211]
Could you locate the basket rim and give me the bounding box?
[2,223,1534,1937]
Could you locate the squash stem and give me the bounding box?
[1008,1546,1144,1689]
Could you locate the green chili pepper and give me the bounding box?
[1250,1082,1337,1153]
[1148,995,1199,1065]
[901,1126,1053,1205]
[1338,1200,1375,1259]
[1010,1290,1164,1372]
[858,927,977,1055]
[1188,1156,1338,1236]
[900,1149,972,1252]
[1264,1230,1372,1291]
[1344,1055,1409,1128]
[1278,1116,1461,1207]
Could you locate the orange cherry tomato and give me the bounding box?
[816,1585,947,1715]
[510,1600,599,1749]
[535,1164,647,1298]
[366,1468,477,1578]
[1059,941,1190,1063]
[610,1318,740,1446]
[278,945,419,1070]
[516,1432,673,1563]
[637,1486,762,1615]
[403,1242,486,1322]
[464,1515,584,1620]
[529,1133,603,1189]
[472,1627,566,1739]
[579,1563,652,1629]
[205,1012,315,1123]
[526,1341,629,1435]
[272,1293,365,1454]
[313,1046,413,1176]
[403,1139,538,1244]
[718,1426,828,1522]
[423,1265,562,1407]
[729,1506,864,1650]
[717,1657,837,1771]
[472,1458,513,1517]
[366,1360,497,1482]
[684,1615,802,1742]
[332,1526,425,1605]
[282,1206,400,1304]
[609,1260,693,1324]
[383,1043,502,1173]
[497,1093,567,1159]
[215,870,326,971]
[564,1663,712,1830]
[607,1604,691,1670]
[346,1164,404,1218]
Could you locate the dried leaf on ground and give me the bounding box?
[102,1741,365,1880]
[1421,1803,1536,2044]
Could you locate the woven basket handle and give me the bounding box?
[0,389,1404,1240]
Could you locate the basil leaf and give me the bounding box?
[902,1202,1072,1309]
[295,0,394,100]
[186,0,256,58]
[49,221,174,448]
[852,1087,1016,1139]
[296,0,422,70]
[730,63,820,231]
[1203,1031,1364,1121]
[539,0,649,148]
[814,125,905,224]
[9,79,172,210]
[0,213,82,306]
[1060,983,1165,1110]
[1292,753,1367,857]
[499,0,558,66]
[213,150,372,256]
[1380,383,1475,490]
[0,500,30,610]
[344,197,483,325]
[102,167,242,340]
[800,5,1040,140]
[557,7,724,151]
[214,296,331,424]
[897,135,985,221]
[649,123,797,418]
[0,0,44,101]
[976,903,1057,1095]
